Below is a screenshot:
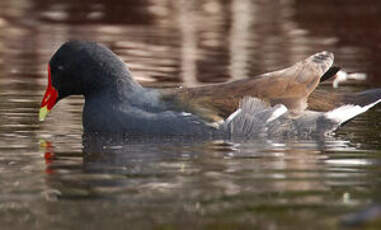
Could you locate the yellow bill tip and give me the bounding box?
[39,106,49,122]
[39,139,47,147]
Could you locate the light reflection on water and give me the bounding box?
[0,0,381,229]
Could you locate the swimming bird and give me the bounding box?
[39,41,381,138]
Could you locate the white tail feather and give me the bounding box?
[325,99,381,125]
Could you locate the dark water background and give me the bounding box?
[0,0,381,229]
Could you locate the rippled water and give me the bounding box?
[0,0,381,229]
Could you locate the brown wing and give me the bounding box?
[243,51,334,113]
[161,51,335,122]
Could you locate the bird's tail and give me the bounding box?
[223,97,287,138]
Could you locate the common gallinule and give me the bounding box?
[39,41,381,138]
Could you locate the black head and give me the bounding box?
[49,40,140,99]
[40,40,142,121]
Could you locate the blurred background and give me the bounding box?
[1,0,381,87]
[1,1,381,230]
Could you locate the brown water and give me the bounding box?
[0,0,381,229]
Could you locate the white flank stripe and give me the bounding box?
[180,112,192,117]
[225,108,242,125]
[266,104,287,123]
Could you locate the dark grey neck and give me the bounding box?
[81,56,145,104]
[84,70,164,113]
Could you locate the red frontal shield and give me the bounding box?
[39,65,58,121]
